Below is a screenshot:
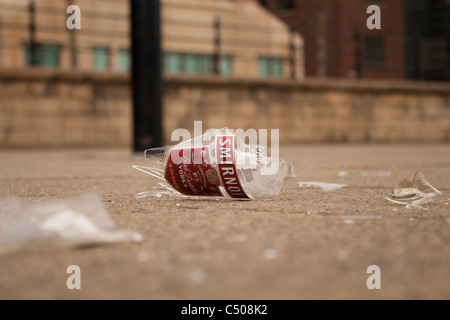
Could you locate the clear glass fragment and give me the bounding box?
[386,170,442,205]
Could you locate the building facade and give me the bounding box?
[404,0,450,82]
[0,0,304,80]
[259,0,406,80]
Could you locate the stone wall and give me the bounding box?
[0,68,449,148]
[165,76,450,144]
[0,69,131,148]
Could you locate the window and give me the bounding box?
[165,52,182,74]
[185,54,198,74]
[258,57,283,78]
[278,0,296,10]
[42,45,60,68]
[363,36,384,68]
[24,43,60,68]
[197,54,213,74]
[164,52,232,76]
[220,55,232,76]
[118,48,131,71]
[93,47,109,71]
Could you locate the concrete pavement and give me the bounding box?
[0,144,449,299]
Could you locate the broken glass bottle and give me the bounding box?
[133,128,295,200]
[386,170,442,205]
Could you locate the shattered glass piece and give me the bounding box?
[298,181,348,191]
[339,170,391,177]
[189,268,207,284]
[339,215,381,220]
[137,250,155,262]
[336,249,350,261]
[134,191,151,199]
[134,190,176,199]
[405,204,429,211]
[134,181,184,199]
[360,170,391,177]
[0,192,142,256]
[235,234,247,242]
[386,170,442,205]
[264,248,277,260]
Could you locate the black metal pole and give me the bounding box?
[289,25,296,80]
[213,17,221,75]
[413,31,421,80]
[29,0,37,66]
[413,0,422,80]
[354,26,362,79]
[131,0,163,152]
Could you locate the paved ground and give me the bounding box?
[0,144,449,300]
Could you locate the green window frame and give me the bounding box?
[258,57,283,78]
[118,48,131,71]
[24,43,60,68]
[198,54,213,75]
[93,47,109,71]
[184,54,198,74]
[165,52,182,74]
[164,52,232,76]
[220,55,232,76]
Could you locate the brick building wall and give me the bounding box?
[0,0,304,80]
[260,0,405,80]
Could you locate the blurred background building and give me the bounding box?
[260,0,406,79]
[0,0,449,148]
[0,0,304,79]
[259,0,450,81]
[404,0,450,82]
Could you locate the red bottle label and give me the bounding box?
[164,146,222,197]
[216,135,250,199]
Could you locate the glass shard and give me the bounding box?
[298,181,348,191]
[386,170,442,205]
[0,192,142,256]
